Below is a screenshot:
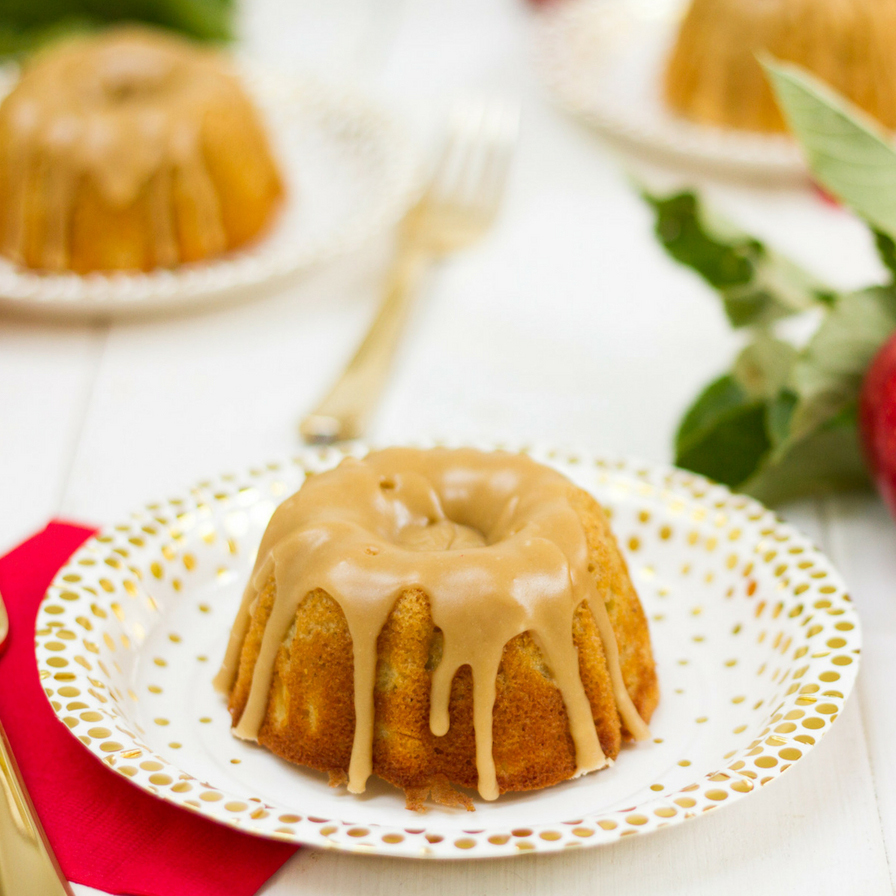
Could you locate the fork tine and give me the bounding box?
[430,99,487,207]
[427,105,468,197]
[431,97,519,219]
[455,99,499,210]
[475,100,520,220]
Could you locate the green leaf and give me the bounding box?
[152,0,235,42]
[673,380,870,503]
[789,286,896,439]
[670,290,892,502]
[765,59,896,240]
[675,375,771,489]
[733,334,798,399]
[743,404,871,504]
[675,374,748,454]
[643,189,830,328]
[0,0,235,54]
[645,191,755,290]
[874,230,896,283]
[766,389,798,448]
[676,404,771,490]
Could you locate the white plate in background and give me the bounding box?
[0,65,420,318]
[535,0,806,182]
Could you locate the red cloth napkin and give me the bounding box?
[0,521,297,896]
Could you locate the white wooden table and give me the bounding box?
[3,1,895,893]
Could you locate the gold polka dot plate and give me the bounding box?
[35,443,861,859]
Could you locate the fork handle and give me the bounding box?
[300,238,429,444]
[0,720,73,896]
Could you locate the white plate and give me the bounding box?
[535,0,806,181]
[35,443,860,859]
[0,64,420,318]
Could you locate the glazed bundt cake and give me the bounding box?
[215,448,659,808]
[0,26,283,273]
[664,0,896,133]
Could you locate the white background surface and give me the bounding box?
[2,0,895,893]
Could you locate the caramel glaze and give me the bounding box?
[0,27,273,271]
[215,448,651,801]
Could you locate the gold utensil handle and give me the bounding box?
[300,241,428,444]
[0,720,73,896]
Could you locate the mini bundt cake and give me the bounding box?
[0,26,283,273]
[664,0,896,133]
[215,448,659,808]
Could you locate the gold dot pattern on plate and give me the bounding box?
[30,447,861,859]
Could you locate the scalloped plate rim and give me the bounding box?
[34,441,861,859]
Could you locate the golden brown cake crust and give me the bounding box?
[226,462,658,804]
[0,26,283,273]
[664,0,896,133]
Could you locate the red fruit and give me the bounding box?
[860,331,896,518]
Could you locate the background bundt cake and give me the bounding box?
[215,448,659,808]
[664,0,896,133]
[0,26,283,273]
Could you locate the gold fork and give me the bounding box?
[0,590,74,896]
[300,97,520,444]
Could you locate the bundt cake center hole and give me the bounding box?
[102,74,167,103]
[377,473,489,550]
[97,54,174,104]
[395,517,487,552]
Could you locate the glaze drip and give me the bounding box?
[215,448,650,800]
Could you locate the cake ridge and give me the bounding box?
[664,0,896,133]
